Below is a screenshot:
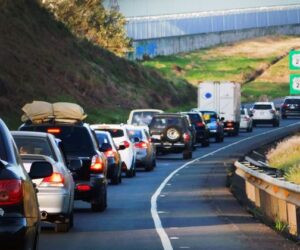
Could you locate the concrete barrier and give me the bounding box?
[234,160,300,237]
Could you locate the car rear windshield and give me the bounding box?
[187,114,202,123]
[99,129,124,138]
[95,133,109,145]
[131,112,158,126]
[20,126,95,156]
[285,99,300,104]
[200,111,217,121]
[0,132,8,161]
[150,117,183,129]
[253,104,272,110]
[127,129,143,140]
[13,136,57,161]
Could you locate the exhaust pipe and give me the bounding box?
[40,211,48,220]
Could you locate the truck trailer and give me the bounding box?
[198,81,241,135]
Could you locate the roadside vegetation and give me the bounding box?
[267,136,300,184]
[0,0,196,129]
[142,36,300,102]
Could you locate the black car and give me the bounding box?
[181,112,210,147]
[281,96,300,119]
[149,113,194,159]
[0,119,52,250]
[19,122,108,212]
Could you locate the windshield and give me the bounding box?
[150,117,182,129]
[127,129,143,140]
[285,99,300,104]
[253,104,272,110]
[99,129,124,138]
[95,133,110,145]
[13,136,56,161]
[200,111,218,121]
[0,132,8,161]
[131,111,159,126]
[187,113,202,123]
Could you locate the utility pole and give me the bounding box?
[108,0,120,11]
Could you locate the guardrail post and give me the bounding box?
[287,203,298,236]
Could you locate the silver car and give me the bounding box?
[12,131,75,232]
[127,126,156,171]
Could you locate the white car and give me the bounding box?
[12,131,75,232]
[127,109,164,126]
[251,102,280,127]
[91,124,136,177]
[240,108,253,132]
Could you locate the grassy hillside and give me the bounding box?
[0,0,196,128]
[142,36,300,102]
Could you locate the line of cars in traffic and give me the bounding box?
[1,96,298,249]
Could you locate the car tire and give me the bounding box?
[215,134,223,143]
[32,231,39,250]
[126,167,134,177]
[55,222,70,233]
[111,174,119,185]
[183,150,192,159]
[281,114,287,119]
[247,126,253,132]
[91,187,107,212]
[202,138,210,147]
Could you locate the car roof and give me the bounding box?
[90,124,126,130]
[154,113,185,117]
[11,130,49,138]
[254,102,273,105]
[284,96,300,99]
[129,109,163,112]
[180,112,200,115]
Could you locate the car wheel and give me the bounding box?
[281,115,287,119]
[247,126,252,132]
[91,187,107,212]
[55,222,70,233]
[183,150,192,159]
[126,167,134,177]
[32,231,39,250]
[215,134,222,143]
[111,174,119,185]
[202,138,210,147]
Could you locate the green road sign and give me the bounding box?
[289,51,300,70]
[290,75,300,95]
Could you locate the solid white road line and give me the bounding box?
[151,121,300,250]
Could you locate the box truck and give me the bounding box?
[198,81,241,135]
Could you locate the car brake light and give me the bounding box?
[123,141,130,148]
[104,150,115,158]
[76,184,91,192]
[183,133,190,142]
[0,180,23,205]
[135,141,148,149]
[270,110,275,114]
[90,155,104,173]
[47,128,61,134]
[41,172,64,187]
[227,122,233,127]
[282,104,288,108]
[196,122,205,127]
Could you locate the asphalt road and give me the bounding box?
[40,119,300,250]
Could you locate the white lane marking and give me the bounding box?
[170,237,179,240]
[151,121,300,250]
[179,247,190,249]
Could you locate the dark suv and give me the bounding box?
[149,113,193,159]
[181,112,210,147]
[281,96,300,119]
[0,119,52,249]
[19,122,108,212]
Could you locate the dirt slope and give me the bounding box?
[0,0,195,127]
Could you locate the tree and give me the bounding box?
[41,0,132,57]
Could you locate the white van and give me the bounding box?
[127,109,164,126]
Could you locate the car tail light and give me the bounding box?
[135,141,148,149]
[282,104,288,108]
[183,133,190,142]
[104,150,115,158]
[196,122,205,127]
[123,141,130,148]
[41,172,64,187]
[0,179,23,205]
[90,155,104,173]
[76,184,91,192]
[47,128,61,134]
[270,110,275,114]
[227,122,234,127]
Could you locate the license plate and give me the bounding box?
[260,111,265,115]
[152,134,161,140]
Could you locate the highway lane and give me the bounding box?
[39,119,300,250]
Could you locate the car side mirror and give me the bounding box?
[29,161,53,179]
[68,159,82,170]
[119,145,126,150]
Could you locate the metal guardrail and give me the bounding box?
[234,160,300,236]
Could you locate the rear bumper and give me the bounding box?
[282,110,300,116]
[37,189,70,214]
[253,119,274,124]
[0,217,38,249]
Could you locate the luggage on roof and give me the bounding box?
[21,101,87,123]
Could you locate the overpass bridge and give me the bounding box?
[104,0,300,59]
